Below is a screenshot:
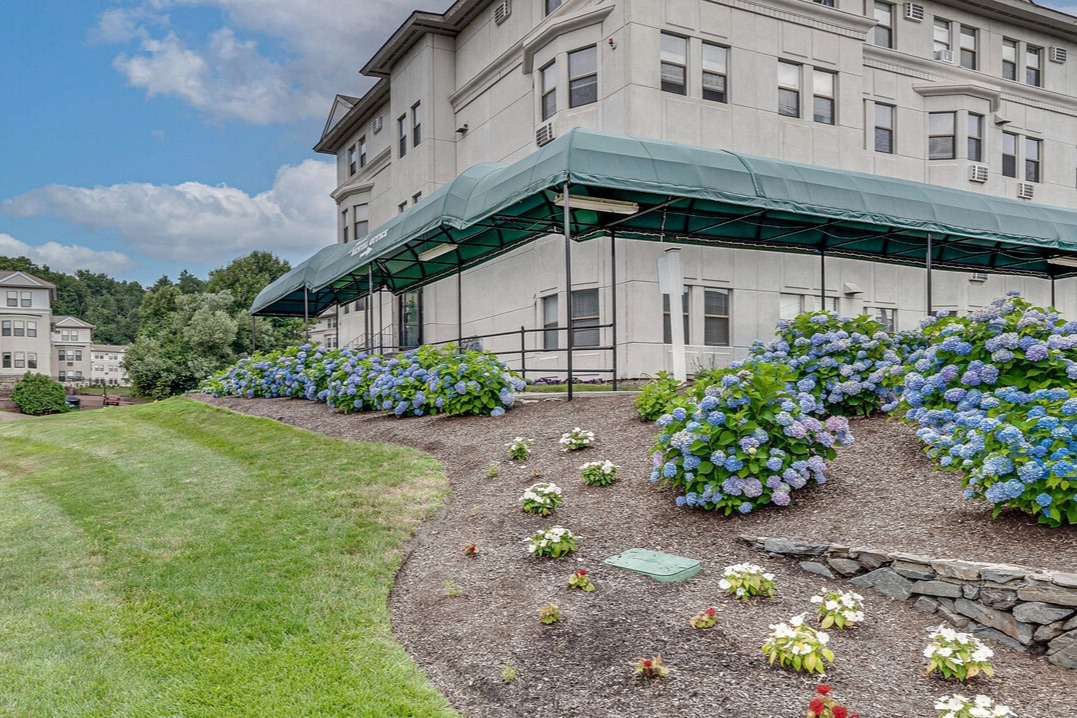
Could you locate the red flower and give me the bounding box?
[642,659,652,668]
[833,707,847,718]
[809,698,824,715]
[577,569,587,576]
[816,685,832,696]
[704,607,716,616]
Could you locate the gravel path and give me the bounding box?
[196,393,1077,718]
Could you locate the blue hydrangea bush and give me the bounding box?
[899,293,1077,526]
[735,311,900,417]
[651,364,853,514]
[203,343,525,418]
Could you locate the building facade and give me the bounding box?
[90,344,129,386]
[51,316,95,383]
[313,0,1077,378]
[0,270,54,379]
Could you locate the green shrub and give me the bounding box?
[634,371,683,420]
[11,372,70,416]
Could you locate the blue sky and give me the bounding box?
[0,0,1074,284]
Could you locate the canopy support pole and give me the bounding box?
[251,317,257,353]
[367,265,374,353]
[378,289,384,355]
[926,232,934,315]
[457,265,463,348]
[819,250,826,310]
[610,231,618,392]
[1052,277,1056,308]
[563,181,574,401]
[303,288,310,342]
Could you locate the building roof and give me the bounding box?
[52,316,96,329]
[0,270,56,290]
[91,344,126,352]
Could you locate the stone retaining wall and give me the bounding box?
[739,534,1077,670]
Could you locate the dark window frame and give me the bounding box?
[812,69,836,125]
[570,288,600,348]
[660,32,688,95]
[967,113,984,162]
[928,111,956,160]
[872,2,894,49]
[702,42,728,103]
[540,60,557,120]
[778,61,801,118]
[703,289,731,347]
[874,102,895,154]
[662,292,690,345]
[568,46,598,108]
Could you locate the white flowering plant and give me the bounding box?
[924,626,995,681]
[580,460,618,486]
[719,563,776,600]
[524,526,577,558]
[560,427,595,451]
[762,613,834,675]
[506,436,533,461]
[520,482,563,516]
[934,694,1014,718]
[810,588,865,629]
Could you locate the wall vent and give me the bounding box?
[494,0,511,25]
[969,165,989,183]
[1050,46,1068,63]
[969,272,989,282]
[934,49,955,64]
[536,122,555,147]
[372,116,383,134]
[904,3,925,21]
[1017,182,1035,200]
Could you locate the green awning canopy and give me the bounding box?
[252,128,1077,317]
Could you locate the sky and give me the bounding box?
[0,0,1075,285]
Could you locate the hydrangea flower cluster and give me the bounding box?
[506,437,533,461]
[524,526,577,558]
[761,613,834,675]
[202,342,526,419]
[810,588,865,629]
[718,562,777,600]
[580,460,618,486]
[923,625,995,681]
[652,363,853,513]
[735,311,901,417]
[934,694,1014,718]
[559,427,595,451]
[897,294,1077,526]
[519,482,563,516]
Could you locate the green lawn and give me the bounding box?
[0,398,457,718]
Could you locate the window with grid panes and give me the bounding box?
[354,204,369,240]
[542,295,559,350]
[660,33,687,95]
[1026,138,1042,182]
[570,289,600,347]
[1002,39,1018,81]
[813,70,835,125]
[540,61,557,120]
[28,353,37,370]
[662,292,689,344]
[874,103,895,153]
[1,320,9,336]
[702,43,728,102]
[872,2,893,49]
[2,353,10,368]
[13,352,23,369]
[5,291,15,307]
[27,321,36,337]
[928,112,956,160]
[13,321,23,337]
[933,18,951,54]
[20,291,30,307]
[959,25,978,69]
[704,289,730,346]
[968,114,984,161]
[1026,46,1042,86]
[568,46,598,107]
[1002,131,1018,177]
[778,61,800,117]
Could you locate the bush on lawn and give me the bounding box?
[11,372,70,416]
[651,363,853,514]
[899,293,1077,526]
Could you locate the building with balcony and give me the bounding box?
[307,0,1077,378]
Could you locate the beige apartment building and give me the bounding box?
[310,0,1077,378]
[90,344,129,386]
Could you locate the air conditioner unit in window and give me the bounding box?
[904,2,925,21]
[494,0,511,24]
[536,122,555,147]
[1050,45,1068,63]
[969,165,989,183]
[1017,182,1035,200]
[934,49,955,64]
[969,272,989,282]
[371,116,383,134]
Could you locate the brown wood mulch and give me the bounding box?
[195,393,1077,718]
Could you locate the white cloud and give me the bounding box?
[1,160,336,264]
[100,0,443,123]
[0,233,134,275]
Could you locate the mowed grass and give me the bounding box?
[0,398,458,718]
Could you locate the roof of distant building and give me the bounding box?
[52,315,96,329]
[91,344,126,352]
[0,269,56,289]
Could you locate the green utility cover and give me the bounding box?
[604,549,701,583]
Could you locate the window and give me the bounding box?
[871,307,896,332]
[398,290,422,349]
[702,43,728,103]
[542,295,559,350]
[348,144,357,176]
[398,114,408,157]
[5,291,15,307]
[343,302,350,315]
[570,288,600,347]
[75,350,82,362]
[412,102,422,146]
[813,0,835,6]
[20,291,30,307]
[778,61,800,118]
[568,46,598,107]
[58,371,66,381]
[959,25,978,69]
[358,135,367,169]
[933,18,951,54]
[874,103,895,153]
[27,353,37,370]
[872,2,894,49]
[928,112,956,160]
[1002,131,1018,177]
[1,320,9,336]
[704,289,731,346]
[662,293,689,344]
[540,61,557,120]
[660,33,687,95]
[1002,39,1018,81]
[1,353,9,369]
[353,204,369,239]
[1026,138,1042,183]
[813,70,836,125]
[779,293,803,320]
[545,0,562,15]
[356,297,367,311]
[13,321,24,337]
[342,208,349,243]
[1026,46,1042,86]
[58,349,66,362]
[967,114,984,161]
[14,352,24,369]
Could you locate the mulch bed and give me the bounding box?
[196,393,1077,718]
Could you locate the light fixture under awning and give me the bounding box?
[554,193,640,214]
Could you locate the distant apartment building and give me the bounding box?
[307,0,1077,377]
[90,344,128,386]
